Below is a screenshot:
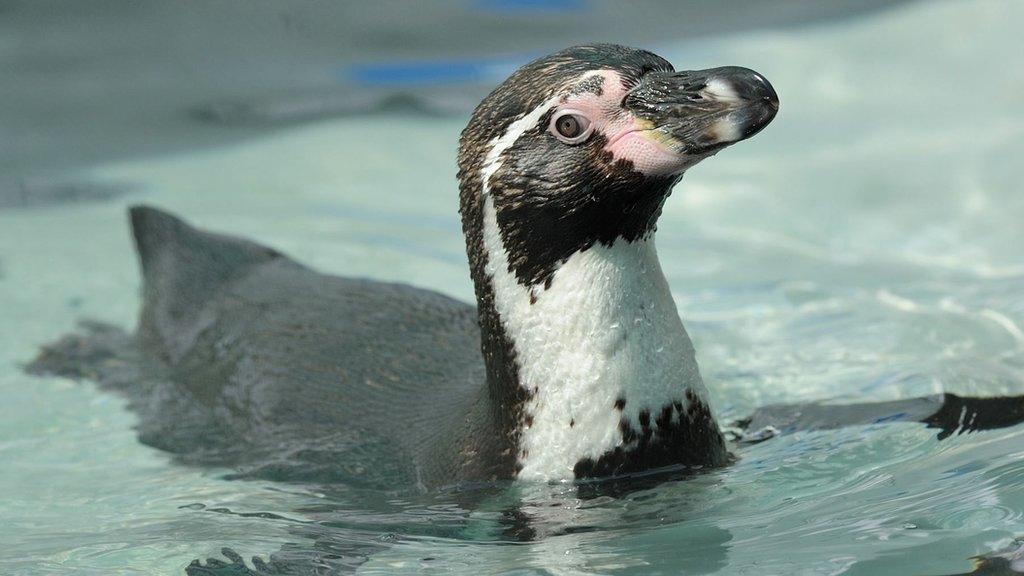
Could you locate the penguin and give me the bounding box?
[29,44,1024,492]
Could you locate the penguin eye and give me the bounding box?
[550,110,594,144]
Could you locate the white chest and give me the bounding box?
[480,196,710,481]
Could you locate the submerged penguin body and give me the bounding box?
[122,201,732,488]
[127,207,516,488]
[34,44,786,488]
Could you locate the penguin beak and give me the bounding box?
[623,66,779,155]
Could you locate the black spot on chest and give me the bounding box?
[573,390,729,478]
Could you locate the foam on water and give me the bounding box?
[1,0,1023,573]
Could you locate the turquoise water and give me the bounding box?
[2,0,1024,573]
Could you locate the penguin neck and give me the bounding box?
[465,191,725,481]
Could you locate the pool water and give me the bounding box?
[2,0,1024,573]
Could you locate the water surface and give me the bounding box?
[2,0,1023,573]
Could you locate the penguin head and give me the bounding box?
[458,44,778,286]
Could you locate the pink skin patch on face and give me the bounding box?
[555,70,697,176]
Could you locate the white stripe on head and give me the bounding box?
[480,93,567,196]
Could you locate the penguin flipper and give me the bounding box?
[733,393,1024,442]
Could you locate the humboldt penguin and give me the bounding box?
[29,44,1024,491]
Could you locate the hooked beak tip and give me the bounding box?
[623,65,779,157]
[694,67,779,147]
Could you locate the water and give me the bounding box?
[2,0,1024,573]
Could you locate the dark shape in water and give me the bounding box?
[941,537,1024,576]
[736,394,1024,442]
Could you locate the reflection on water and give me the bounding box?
[1,0,1023,574]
